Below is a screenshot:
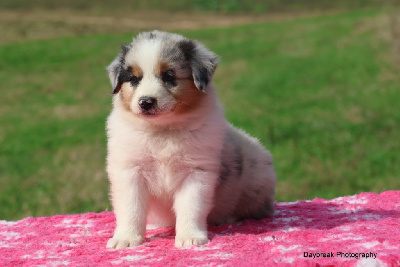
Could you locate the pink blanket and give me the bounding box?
[1,191,399,266]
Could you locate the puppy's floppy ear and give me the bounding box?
[106,45,130,94]
[178,39,220,92]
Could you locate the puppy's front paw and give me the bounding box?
[175,233,209,248]
[106,235,144,249]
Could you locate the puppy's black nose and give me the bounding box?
[139,96,157,111]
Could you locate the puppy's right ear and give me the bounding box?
[178,39,220,92]
[106,45,130,94]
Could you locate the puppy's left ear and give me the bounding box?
[178,39,220,91]
[106,45,130,94]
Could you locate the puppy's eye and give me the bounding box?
[162,71,175,84]
[130,76,140,86]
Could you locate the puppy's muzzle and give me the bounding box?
[139,96,157,112]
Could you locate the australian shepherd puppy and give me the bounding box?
[106,30,277,249]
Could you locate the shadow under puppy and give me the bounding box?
[106,30,277,249]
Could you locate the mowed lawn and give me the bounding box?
[0,10,399,220]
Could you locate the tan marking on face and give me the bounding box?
[171,79,205,114]
[156,60,204,114]
[120,83,135,112]
[156,61,171,77]
[131,64,143,78]
[118,64,143,112]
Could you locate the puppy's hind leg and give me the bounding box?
[234,155,276,220]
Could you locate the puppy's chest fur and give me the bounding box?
[117,124,222,198]
[140,133,194,196]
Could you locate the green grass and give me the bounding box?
[1,0,394,14]
[1,9,399,220]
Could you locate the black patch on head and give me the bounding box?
[177,39,218,92]
[120,45,130,63]
[110,65,123,94]
[110,45,131,94]
[112,67,129,94]
[193,66,209,91]
[234,146,243,178]
[119,67,131,84]
[178,39,196,62]
[113,65,140,94]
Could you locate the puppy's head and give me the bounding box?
[107,31,219,121]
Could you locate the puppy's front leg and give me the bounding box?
[174,169,216,248]
[107,167,148,249]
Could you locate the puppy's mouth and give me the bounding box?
[139,110,158,117]
[138,108,170,118]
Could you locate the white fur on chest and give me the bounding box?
[137,131,201,198]
[106,109,225,199]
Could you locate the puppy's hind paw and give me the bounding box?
[106,236,144,249]
[175,235,209,248]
